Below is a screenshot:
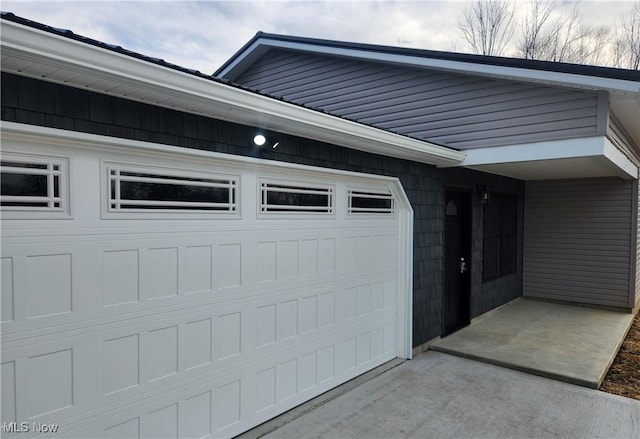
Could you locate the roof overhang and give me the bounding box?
[442,137,638,180]
[218,36,640,147]
[218,36,640,95]
[0,18,464,167]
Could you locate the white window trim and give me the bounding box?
[347,187,396,216]
[101,161,240,219]
[0,153,71,220]
[258,178,335,218]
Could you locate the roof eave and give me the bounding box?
[216,36,640,95]
[0,19,464,167]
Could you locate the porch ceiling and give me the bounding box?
[450,136,638,181]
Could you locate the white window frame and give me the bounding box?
[347,187,396,216]
[102,161,240,219]
[0,153,70,219]
[258,178,335,217]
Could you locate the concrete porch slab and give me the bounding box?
[430,298,635,388]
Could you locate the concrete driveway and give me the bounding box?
[242,352,640,439]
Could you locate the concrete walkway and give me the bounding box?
[252,352,640,439]
[431,298,635,388]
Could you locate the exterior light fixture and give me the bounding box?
[253,133,280,149]
[253,134,267,146]
[477,185,490,205]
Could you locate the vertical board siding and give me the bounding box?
[524,178,633,308]
[234,49,600,149]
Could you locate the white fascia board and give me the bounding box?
[450,136,637,179]
[455,137,606,166]
[217,40,270,80]
[238,39,640,95]
[0,20,464,167]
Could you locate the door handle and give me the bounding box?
[460,257,467,274]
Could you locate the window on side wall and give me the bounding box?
[483,193,517,281]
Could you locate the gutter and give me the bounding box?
[0,18,465,167]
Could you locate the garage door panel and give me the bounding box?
[100,385,217,439]
[1,305,398,437]
[1,227,396,315]
[1,140,410,438]
[0,336,103,429]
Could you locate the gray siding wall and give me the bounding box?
[524,178,634,309]
[235,49,600,149]
[607,114,640,309]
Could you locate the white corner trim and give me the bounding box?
[388,180,414,360]
[243,39,640,95]
[0,20,465,167]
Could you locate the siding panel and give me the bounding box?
[235,49,600,149]
[523,178,634,308]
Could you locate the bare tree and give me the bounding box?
[516,1,613,66]
[572,25,612,67]
[613,2,640,69]
[518,0,555,60]
[458,0,516,56]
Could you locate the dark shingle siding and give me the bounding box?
[1,72,524,345]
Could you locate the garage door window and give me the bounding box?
[108,166,237,213]
[0,156,67,217]
[260,180,333,214]
[348,189,394,214]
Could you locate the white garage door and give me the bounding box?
[1,124,412,438]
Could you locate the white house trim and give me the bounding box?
[447,136,638,180]
[0,19,464,167]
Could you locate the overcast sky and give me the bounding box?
[2,0,635,74]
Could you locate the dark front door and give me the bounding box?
[443,189,471,336]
